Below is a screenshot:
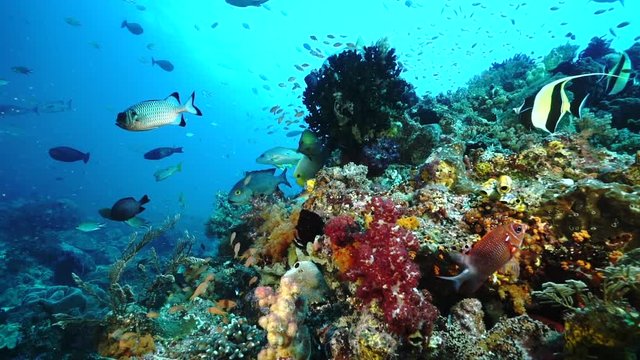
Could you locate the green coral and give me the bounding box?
[0,323,21,350]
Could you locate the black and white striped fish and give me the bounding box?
[116,92,202,131]
[605,51,634,96]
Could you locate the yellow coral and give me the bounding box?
[572,230,591,243]
[434,161,457,188]
[475,162,493,177]
[498,284,531,315]
[396,216,420,230]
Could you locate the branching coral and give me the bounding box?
[303,38,416,164]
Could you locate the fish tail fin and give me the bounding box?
[121,20,127,28]
[83,152,90,164]
[179,114,186,127]
[438,269,472,293]
[570,93,590,118]
[184,91,202,116]
[139,194,150,205]
[177,162,183,172]
[175,147,184,153]
[281,168,292,187]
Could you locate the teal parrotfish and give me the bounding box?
[116,92,202,131]
[256,147,303,168]
[228,168,291,204]
[154,162,182,181]
[439,222,528,294]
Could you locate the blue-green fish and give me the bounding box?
[228,168,291,204]
[116,92,202,131]
[256,147,303,168]
[154,162,182,181]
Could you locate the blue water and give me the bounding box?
[1,0,638,228]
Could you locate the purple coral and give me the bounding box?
[362,138,401,176]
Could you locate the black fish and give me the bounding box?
[152,57,174,72]
[121,20,143,35]
[144,146,183,160]
[99,195,150,221]
[294,209,324,249]
[49,146,90,163]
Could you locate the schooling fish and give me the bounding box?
[256,147,303,168]
[152,58,174,72]
[225,0,268,7]
[144,146,183,160]
[36,99,72,114]
[516,73,615,133]
[440,222,528,294]
[606,51,633,96]
[121,20,143,35]
[99,195,150,221]
[228,168,290,204]
[116,92,202,131]
[49,146,90,163]
[0,104,36,116]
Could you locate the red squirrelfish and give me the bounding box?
[440,222,528,294]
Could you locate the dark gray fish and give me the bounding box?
[99,195,150,221]
[152,57,174,72]
[594,9,606,14]
[225,0,268,7]
[228,168,290,204]
[617,21,630,28]
[121,20,143,35]
[144,146,183,160]
[0,104,36,116]
[48,146,90,163]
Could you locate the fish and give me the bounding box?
[256,147,303,168]
[121,20,143,35]
[144,146,183,160]
[293,154,323,186]
[125,216,150,228]
[242,23,250,30]
[11,66,32,75]
[64,17,81,26]
[99,195,150,221]
[297,130,323,160]
[516,73,614,133]
[116,91,202,131]
[228,168,291,204]
[211,22,219,29]
[136,4,146,11]
[605,51,633,96]
[591,0,624,5]
[617,21,630,28]
[225,0,269,7]
[88,41,101,49]
[294,209,324,249]
[154,162,182,181]
[146,43,155,50]
[286,130,303,137]
[152,58,174,72]
[0,104,36,116]
[49,146,90,163]
[76,221,105,232]
[594,9,607,14]
[439,222,528,294]
[0,79,8,86]
[36,99,72,113]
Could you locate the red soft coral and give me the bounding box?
[336,197,438,337]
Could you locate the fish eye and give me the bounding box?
[515,225,523,233]
[234,190,242,195]
[294,262,300,268]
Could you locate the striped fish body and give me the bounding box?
[116,92,201,131]
[606,52,633,96]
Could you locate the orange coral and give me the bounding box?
[99,332,155,359]
[572,229,591,243]
[397,216,420,230]
[498,283,531,315]
[252,205,300,264]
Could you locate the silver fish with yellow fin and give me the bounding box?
[116,92,202,131]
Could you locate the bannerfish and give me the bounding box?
[121,20,143,35]
[152,58,174,72]
[228,168,291,204]
[439,222,528,294]
[256,147,303,168]
[225,0,269,7]
[99,195,150,221]
[154,162,182,181]
[606,51,633,96]
[76,221,105,232]
[515,72,620,133]
[49,146,90,163]
[293,154,323,186]
[144,146,183,160]
[36,99,72,114]
[116,92,202,131]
